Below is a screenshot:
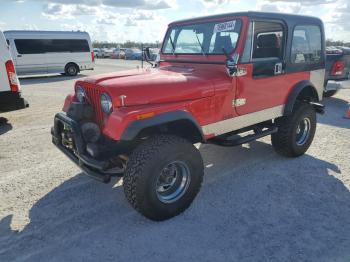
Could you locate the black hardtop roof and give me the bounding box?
[169,11,323,26]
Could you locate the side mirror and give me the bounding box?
[226,59,237,76]
[144,47,151,61]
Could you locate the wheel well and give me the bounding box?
[284,84,319,116]
[295,86,319,102]
[135,119,204,144]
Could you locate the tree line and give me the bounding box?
[93,40,162,49]
[326,39,350,47]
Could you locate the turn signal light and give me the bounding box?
[136,112,155,120]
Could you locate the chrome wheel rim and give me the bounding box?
[156,161,191,203]
[296,117,311,146]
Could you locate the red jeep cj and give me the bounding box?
[52,12,326,221]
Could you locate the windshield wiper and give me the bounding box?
[169,35,176,55]
[195,33,205,56]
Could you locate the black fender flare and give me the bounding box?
[120,110,205,142]
[284,80,323,115]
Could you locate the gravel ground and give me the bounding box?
[0,59,350,262]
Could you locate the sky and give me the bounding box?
[0,0,350,43]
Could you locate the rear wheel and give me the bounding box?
[65,63,79,76]
[272,102,316,157]
[123,135,204,221]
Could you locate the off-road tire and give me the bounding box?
[123,135,204,221]
[323,90,338,98]
[65,63,79,76]
[272,102,316,157]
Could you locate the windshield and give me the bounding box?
[162,19,242,55]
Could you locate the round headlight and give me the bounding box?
[101,93,112,114]
[76,86,86,103]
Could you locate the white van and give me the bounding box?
[4,30,94,77]
[0,31,28,112]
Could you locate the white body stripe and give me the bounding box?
[310,69,325,101]
[202,105,284,136]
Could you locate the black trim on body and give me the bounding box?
[121,110,205,142]
[284,80,321,115]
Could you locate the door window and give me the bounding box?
[291,25,321,64]
[250,21,285,61]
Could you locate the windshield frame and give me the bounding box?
[161,18,243,56]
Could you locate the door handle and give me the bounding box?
[17,54,22,57]
[274,62,282,75]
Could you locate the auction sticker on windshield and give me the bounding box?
[213,20,236,33]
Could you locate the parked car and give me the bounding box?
[0,31,28,112]
[125,48,142,60]
[52,12,325,221]
[4,30,94,76]
[324,46,350,97]
[118,49,126,59]
[93,48,103,58]
[102,48,114,58]
[111,48,126,59]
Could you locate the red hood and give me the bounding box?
[80,66,226,106]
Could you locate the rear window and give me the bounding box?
[14,39,90,54]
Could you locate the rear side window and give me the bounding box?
[47,39,90,53]
[291,25,322,64]
[14,39,90,54]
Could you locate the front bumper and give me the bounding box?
[0,91,29,112]
[52,113,122,183]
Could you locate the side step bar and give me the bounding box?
[208,127,278,147]
[310,102,325,115]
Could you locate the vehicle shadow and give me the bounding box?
[1,141,350,262]
[0,118,12,135]
[319,96,350,129]
[19,74,88,85]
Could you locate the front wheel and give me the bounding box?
[272,102,316,157]
[123,135,204,221]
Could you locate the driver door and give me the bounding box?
[235,20,287,116]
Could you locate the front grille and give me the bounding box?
[84,85,104,126]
